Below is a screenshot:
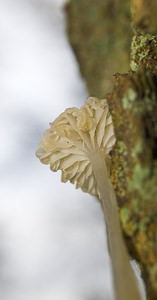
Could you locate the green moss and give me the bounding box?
[130,33,157,73]
[130,34,154,71]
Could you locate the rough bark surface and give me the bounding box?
[65,0,132,96]
[65,1,157,299]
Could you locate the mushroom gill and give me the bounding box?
[36,97,115,197]
[36,97,142,300]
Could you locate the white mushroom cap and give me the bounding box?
[36,97,116,196]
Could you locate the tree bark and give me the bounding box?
[65,1,157,299]
[65,0,132,96]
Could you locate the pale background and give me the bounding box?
[0,0,114,299]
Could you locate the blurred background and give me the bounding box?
[0,0,114,299]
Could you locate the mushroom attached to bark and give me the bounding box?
[36,97,142,300]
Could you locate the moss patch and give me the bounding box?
[130,33,157,74]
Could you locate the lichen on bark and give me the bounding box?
[130,33,157,73]
[109,71,157,299]
[65,1,157,299]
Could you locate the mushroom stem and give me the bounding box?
[90,152,142,300]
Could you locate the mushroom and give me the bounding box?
[36,97,142,300]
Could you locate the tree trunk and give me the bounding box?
[65,1,157,299]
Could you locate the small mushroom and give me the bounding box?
[36,97,142,300]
